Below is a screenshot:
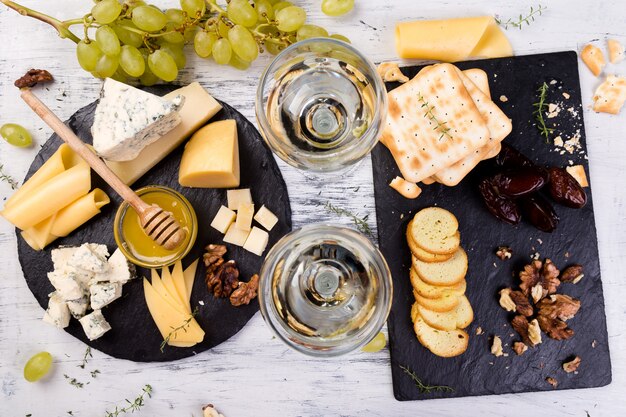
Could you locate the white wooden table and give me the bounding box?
[1,1,625,416]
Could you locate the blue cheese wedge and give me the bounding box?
[92,248,135,284]
[92,78,184,161]
[90,282,122,310]
[68,243,109,274]
[43,292,71,329]
[79,310,111,341]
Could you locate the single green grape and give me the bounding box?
[228,54,251,70]
[265,40,284,55]
[321,0,355,17]
[119,45,145,77]
[212,38,232,65]
[1,123,32,147]
[160,43,186,69]
[183,27,197,42]
[256,0,275,22]
[165,8,185,24]
[276,6,306,32]
[273,1,293,13]
[180,0,205,17]
[139,50,160,85]
[330,33,351,43]
[162,22,185,44]
[228,25,258,63]
[91,0,123,24]
[217,19,231,39]
[113,23,144,48]
[296,24,329,42]
[194,31,216,58]
[76,40,102,71]
[95,25,121,57]
[227,0,258,28]
[132,5,168,32]
[361,332,386,353]
[94,53,119,78]
[23,351,53,382]
[148,49,178,81]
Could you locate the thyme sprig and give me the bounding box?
[417,93,452,141]
[399,365,454,394]
[496,4,547,30]
[78,346,92,369]
[90,369,101,378]
[160,307,199,352]
[324,202,374,238]
[533,82,555,142]
[64,374,88,389]
[104,385,153,417]
[0,164,18,189]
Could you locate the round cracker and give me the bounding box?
[410,207,460,255]
[413,313,469,358]
[413,290,460,312]
[410,268,466,299]
[412,248,468,287]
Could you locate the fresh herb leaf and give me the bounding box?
[78,346,92,369]
[64,374,87,389]
[0,164,18,190]
[160,307,199,353]
[496,4,547,30]
[90,369,100,378]
[324,202,374,238]
[67,412,74,416]
[104,385,152,417]
[417,93,452,141]
[400,365,454,394]
[533,82,555,142]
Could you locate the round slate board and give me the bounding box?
[17,85,292,362]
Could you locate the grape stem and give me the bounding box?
[0,0,81,43]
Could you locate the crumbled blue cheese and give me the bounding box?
[42,292,71,329]
[51,246,80,271]
[90,282,122,310]
[68,244,109,274]
[79,310,111,341]
[92,248,135,284]
[67,295,90,319]
[92,78,184,161]
[47,270,86,301]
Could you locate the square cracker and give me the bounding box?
[593,74,626,115]
[381,63,491,183]
[433,67,512,186]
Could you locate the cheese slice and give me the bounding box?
[105,82,222,185]
[171,260,189,312]
[395,16,512,62]
[183,259,199,302]
[161,266,190,314]
[178,119,240,188]
[150,269,187,315]
[143,278,204,346]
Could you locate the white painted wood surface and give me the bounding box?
[1,1,625,416]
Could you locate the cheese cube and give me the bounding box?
[67,295,90,319]
[93,248,135,284]
[68,244,109,273]
[227,188,252,211]
[47,270,86,301]
[223,223,250,247]
[235,203,254,232]
[90,282,123,310]
[79,310,111,341]
[243,226,269,256]
[178,119,240,188]
[210,206,236,234]
[254,205,279,231]
[42,292,71,329]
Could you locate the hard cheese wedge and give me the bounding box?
[183,259,199,303]
[178,119,240,188]
[161,266,190,314]
[395,16,513,62]
[150,270,187,315]
[143,278,204,346]
[106,82,222,185]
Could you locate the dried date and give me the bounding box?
[479,178,522,225]
[494,143,535,169]
[548,167,587,209]
[520,194,559,233]
[492,167,549,198]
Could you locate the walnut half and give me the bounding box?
[560,264,584,284]
[499,288,533,317]
[537,315,574,340]
[511,315,542,347]
[230,274,259,306]
[537,294,581,321]
[562,356,582,373]
[203,404,225,417]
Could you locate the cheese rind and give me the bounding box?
[105,83,222,185]
[210,205,236,234]
[179,119,240,188]
[223,223,250,247]
[235,203,254,232]
[254,205,279,231]
[226,188,252,211]
[92,78,184,161]
[243,226,269,256]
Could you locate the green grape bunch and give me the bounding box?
[1,0,351,85]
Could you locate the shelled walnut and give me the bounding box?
[512,342,528,356]
[537,315,574,340]
[537,294,581,321]
[562,356,582,373]
[203,404,225,417]
[519,259,560,301]
[499,288,533,317]
[203,244,260,307]
[230,274,259,306]
[546,377,558,389]
[496,246,513,260]
[560,264,584,283]
[511,315,542,347]
[14,68,53,88]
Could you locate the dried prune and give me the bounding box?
[495,143,535,169]
[520,194,559,232]
[547,167,587,208]
[492,167,549,198]
[479,178,522,225]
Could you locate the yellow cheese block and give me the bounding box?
[106,82,222,185]
[178,119,240,188]
[143,278,204,346]
[395,16,513,62]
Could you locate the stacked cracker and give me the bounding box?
[407,207,473,357]
[382,63,512,199]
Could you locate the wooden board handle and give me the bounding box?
[20,89,147,213]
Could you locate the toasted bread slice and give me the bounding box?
[417,296,474,331]
[413,313,469,357]
[414,289,460,312]
[410,268,466,299]
[406,221,454,262]
[409,207,460,255]
[412,248,468,287]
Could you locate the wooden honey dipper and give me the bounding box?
[21,89,187,251]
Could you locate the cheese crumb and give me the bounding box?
[491,336,504,357]
[563,92,571,99]
[499,95,508,102]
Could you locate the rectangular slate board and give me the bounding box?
[371,52,612,401]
